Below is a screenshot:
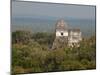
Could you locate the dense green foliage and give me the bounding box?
[12,31,96,74]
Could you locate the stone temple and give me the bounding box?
[52,19,82,49]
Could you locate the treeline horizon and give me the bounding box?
[12,29,95,38]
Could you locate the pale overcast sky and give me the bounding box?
[12,1,95,19]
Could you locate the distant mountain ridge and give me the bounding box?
[12,16,96,38]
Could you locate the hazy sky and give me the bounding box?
[12,1,95,19]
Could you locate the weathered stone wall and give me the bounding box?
[52,36,68,50]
